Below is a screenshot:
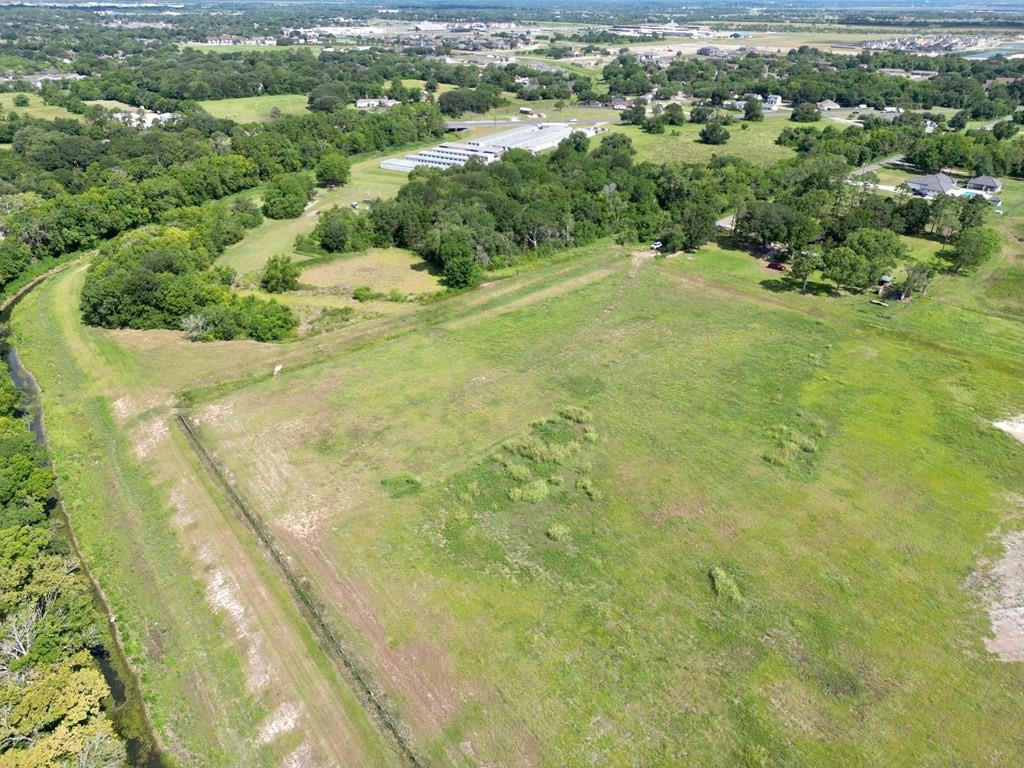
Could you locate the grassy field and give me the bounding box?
[608,112,796,166]
[218,155,422,276]
[16,219,1024,766]
[12,85,1024,766]
[0,92,77,120]
[12,266,399,767]
[145,231,1024,766]
[198,93,310,122]
[85,99,140,111]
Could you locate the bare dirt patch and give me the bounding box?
[629,250,654,278]
[974,531,1024,661]
[259,701,303,744]
[133,416,169,459]
[994,415,1024,445]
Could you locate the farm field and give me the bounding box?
[0,91,77,120]
[17,214,1024,766]
[198,93,310,122]
[607,112,796,165]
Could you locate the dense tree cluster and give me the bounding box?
[0,374,127,767]
[80,200,296,341]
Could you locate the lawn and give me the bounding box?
[84,99,139,111]
[607,112,796,166]
[300,247,440,295]
[198,93,310,122]
[0,91,78,120]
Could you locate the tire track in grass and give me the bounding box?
[175,413,425,768]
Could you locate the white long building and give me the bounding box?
[380,123,599,172]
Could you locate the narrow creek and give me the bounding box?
[0,280,167,768]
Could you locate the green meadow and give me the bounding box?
[198,93,311,122]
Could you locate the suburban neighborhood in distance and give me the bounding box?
[0,1,1023,766]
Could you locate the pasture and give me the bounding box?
[198,93,310,122]
[0,91,77,120]
[19,229,1023,766]
[608,112,796,165]
[182,238,1024,766]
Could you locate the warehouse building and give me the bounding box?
[380,123,599,172]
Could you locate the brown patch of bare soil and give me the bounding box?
[975,531,1024,661]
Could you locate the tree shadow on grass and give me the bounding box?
[759,277,835,297]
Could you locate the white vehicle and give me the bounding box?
[650,241,663,250]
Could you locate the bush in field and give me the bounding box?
[260,254,300,293]
[709,566,743,604]
[545,522,571,541]
[559,405,592,424]
[505,463,531,482]
[506,435,579,464]
[12,94,30,107]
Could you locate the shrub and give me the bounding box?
[520,479,550,503]
[505,463,531,482]
[12,94,30,107]
[709,566,743,604]
[559,405,592,424]
[545,522,571,541]
[352,285,384,302]
[260,254,300,293]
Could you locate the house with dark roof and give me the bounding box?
[905,172,957,198]
[966,175,1002,194]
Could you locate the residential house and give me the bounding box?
[966,175,1003,194]
[906,172,957,198]
[765,94,783,110]
[816,99,841,111]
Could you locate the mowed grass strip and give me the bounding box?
[193,243,1024,766]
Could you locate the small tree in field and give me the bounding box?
[12,94,30,107]
[949,227,1000,273]
[743,99,763,122]
[699,121,730,145]
[260,254,300,293]
[790,251,823,293]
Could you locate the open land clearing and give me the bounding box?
[14,209,1024,764]
[607,111,796,166]
[198,93,311,122]
[0,91,78,120]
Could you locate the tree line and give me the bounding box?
[0,371,128,766]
